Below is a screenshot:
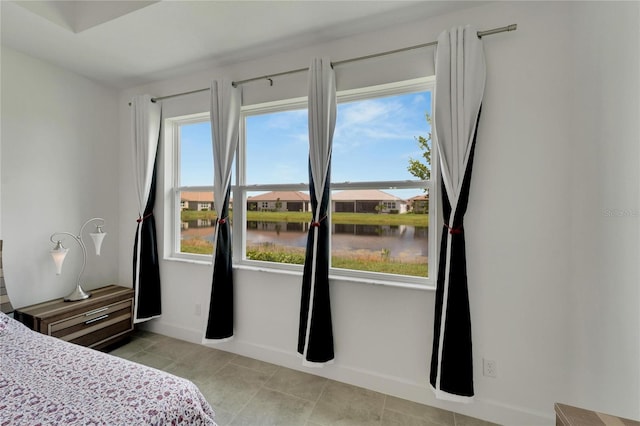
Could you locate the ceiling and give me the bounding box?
[1,1,483,90]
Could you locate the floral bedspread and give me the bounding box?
[0,312,217,425]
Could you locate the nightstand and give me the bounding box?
[14,284,135,351]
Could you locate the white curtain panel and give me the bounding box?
[307,58,336,218]
[435,27,486,207]
[431,25,486,402]
[131,94,161,323]
[210,79,241,235]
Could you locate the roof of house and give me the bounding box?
[408,194,429,202]
[181,191,214,202]
[247,191,310,202]
[331,189,406,202]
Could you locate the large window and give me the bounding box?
[167,77,437,287]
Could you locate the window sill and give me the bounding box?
[163,256,434,291]
[163,255,212,266]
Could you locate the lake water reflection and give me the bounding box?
[182,220,428,258]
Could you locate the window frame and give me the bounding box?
[164,77,439,288]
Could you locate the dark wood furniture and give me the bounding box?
[555,403,640,426]
[14,285,134,351]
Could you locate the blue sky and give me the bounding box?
[180,90,431,197]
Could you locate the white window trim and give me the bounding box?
[163,77,439,289]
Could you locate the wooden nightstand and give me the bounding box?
[14,285,135,351]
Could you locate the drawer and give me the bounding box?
[49,299,133,347]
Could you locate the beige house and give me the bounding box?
[247,191,310,212]
[332,189,407,214]
[407,194,429,214]
[180,191,214,211]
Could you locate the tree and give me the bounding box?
[407,113,432,183]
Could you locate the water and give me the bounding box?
[182,221,428,259]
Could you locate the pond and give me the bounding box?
[182,220,428,259]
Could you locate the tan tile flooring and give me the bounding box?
[109,330,498,426]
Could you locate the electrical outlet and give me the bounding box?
[483,359,497,378]
[194,303,202,316]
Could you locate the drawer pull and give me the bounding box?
[85,314,109,325]
[85,307,109,316]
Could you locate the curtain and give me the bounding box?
[203,80,241,343]
[298,58,336,366]
[429,26,486,402]
[131,95,162,324]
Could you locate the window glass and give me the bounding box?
[245,108,308,185]
[178,121,216,255]
[241,82,432,280]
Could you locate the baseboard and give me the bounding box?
[139,320,553,425]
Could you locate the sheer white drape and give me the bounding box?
[210,80,241,236]
[435,28,486,207]
[131,94,161,323]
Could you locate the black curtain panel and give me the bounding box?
[298,161,333,363]
[205,186,233,340]
[430,115,480,399]
[133,154,161,321]
[429,26,485,401]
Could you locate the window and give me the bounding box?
[167,115,218,257]
[166,77,437,287]
[237,77,436,286]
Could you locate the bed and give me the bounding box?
[0,311,217,425]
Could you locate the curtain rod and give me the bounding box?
[141,24,516,104]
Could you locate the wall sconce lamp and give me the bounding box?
[49,217,107,302]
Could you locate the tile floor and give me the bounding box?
[109,330,499,426]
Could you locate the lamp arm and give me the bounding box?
[79,217,105,238]
[49,231,87,288]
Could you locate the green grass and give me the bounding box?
[180,209,429,278]
[181,239,427,278]
[182,210,428,227]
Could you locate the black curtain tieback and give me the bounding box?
[216,217,228,225]
[136,212,154,223]
[310,215,327,228]
[444,223,464,235]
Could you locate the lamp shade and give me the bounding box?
[50,241,69,275]
[89,226,106,255]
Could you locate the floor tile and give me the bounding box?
[231,388,315,425]
[211,407,235,426]
[127,350,176,370]
[198,362,274,414]
[384,396,454,426]
[381,409,436,426]
[309,380,385,425]
[164,346,236,383]
[111,332,496,426]
[145,335,203,360]
[231,354,280,375]
[264,367,328,402]
[454,413,500,426]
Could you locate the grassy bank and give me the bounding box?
[182,210,428,227]
[181,240,427,278]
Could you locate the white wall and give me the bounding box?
[1,46,120,308]
[567,1,640,419]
